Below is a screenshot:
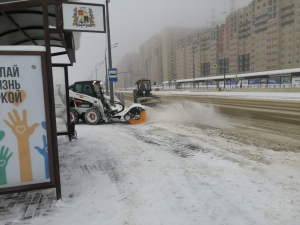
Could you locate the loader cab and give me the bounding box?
[135,79,152,97]
[72,81,104,100]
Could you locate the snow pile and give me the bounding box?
[145,101,229,128]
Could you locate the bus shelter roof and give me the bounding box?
[0,0,79,63]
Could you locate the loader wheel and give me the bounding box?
[84,108,101,125]
[70,108,79,124]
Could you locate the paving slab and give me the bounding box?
[0,189,57,225]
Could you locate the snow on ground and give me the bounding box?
[27,101,300,225]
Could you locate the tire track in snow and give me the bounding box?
[124,124,209,158]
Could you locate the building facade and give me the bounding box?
[117,0,300,87]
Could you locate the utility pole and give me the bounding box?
[189,35,196,88]
[146,59,148,79]
[106,0,114,102]
[223,56,226,89]
[105,52,108,95]
[216,25,220,76]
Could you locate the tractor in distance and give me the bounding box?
[133,79,161,106]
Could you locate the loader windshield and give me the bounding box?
[139,81,151,90]
[93,84,103,99]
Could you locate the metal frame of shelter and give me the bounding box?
[0,0,82,199]
[0,0,77,138]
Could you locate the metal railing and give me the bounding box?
[115,92,125,105]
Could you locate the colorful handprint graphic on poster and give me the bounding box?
[0,146,13,185]
[0,131,5,142]
[34,122,49,179]
[3,109,39,182]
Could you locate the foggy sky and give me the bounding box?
[56,0,252,84]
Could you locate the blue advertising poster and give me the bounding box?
[231,80,238,85]
[225,80,231,85]
[249,79,260,85]
[206,81,213,85]
[268,78,280,85]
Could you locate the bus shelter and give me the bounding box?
[0,0,105,199]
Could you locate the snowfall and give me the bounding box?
[28,91,299,225]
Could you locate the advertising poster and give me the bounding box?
[268,78,281,85]
[230,80,238,85]
[242,80,248,85]
[225,80,231,85]
[238,79,248,86]
[260,78,267,84]
[249,79,260,85]
[0,54,51,188]
[292,77,300,85]
[206,81,213,85]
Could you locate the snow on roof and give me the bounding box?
[0,0,27,3]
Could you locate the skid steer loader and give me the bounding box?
[133,79,161,106]
[67,80,146,125]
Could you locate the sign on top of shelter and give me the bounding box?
[62,2,106,33]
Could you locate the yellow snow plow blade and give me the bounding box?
[129,110,147,124]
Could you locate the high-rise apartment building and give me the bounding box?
[175,32,201,80]
[280,0,300,69]
[200,28,211,76]
[139,34,163,84]
[161,27,195,82]
[118,0,300,87]
[173,0,300,80]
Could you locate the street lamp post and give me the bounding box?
[105,0,116,102]
[189,35,197,89]
[192,48,195,88]
[91,70,96,80]
[211,41,227,89]
[105,52,108,95]
[95,61,104,80]
[223,56,226,88]
[219,56,227,89]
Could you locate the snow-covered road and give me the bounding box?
[30,102,300,225]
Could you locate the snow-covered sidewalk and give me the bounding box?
[1,101,299,225]
[26,105,300,225]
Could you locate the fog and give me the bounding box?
[54,0,252,84]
